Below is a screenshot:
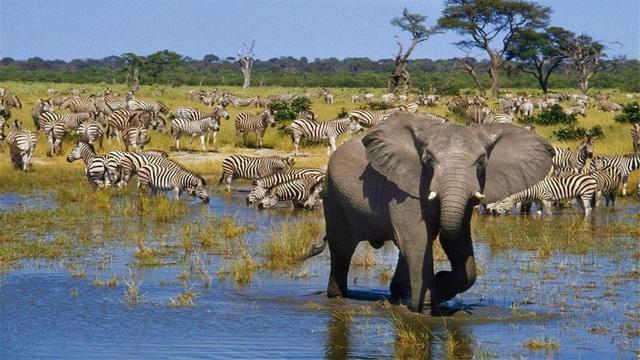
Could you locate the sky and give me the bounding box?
[1,0,639,61]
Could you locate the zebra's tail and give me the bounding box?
[298,236,327,261]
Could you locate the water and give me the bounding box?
[1,191,638,359]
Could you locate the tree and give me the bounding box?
[145,50,182,82]
[556,31,606,94]
[506,27,568,93]
[388,8,440,93]
[121,52,144,92]
[455,44,485,95]
[438,0,550,97]
[238,40,256,89]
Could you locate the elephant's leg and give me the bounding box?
[435,232,476,304]
[389,254,410,303]
[394,224,433,313]
[327,232,356,298]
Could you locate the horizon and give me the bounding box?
[1,0,638,62]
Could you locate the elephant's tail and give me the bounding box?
[298,236,327,261]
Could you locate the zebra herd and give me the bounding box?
[487,135,640,217]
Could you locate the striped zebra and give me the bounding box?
[257,177,324,209]
[171,117,219,151]
[122,125,150,152]
[106,109,143,142]
[137,163,209,202]
[0,102,11,121]
[552,136,595,175]
[414,113,448,123]
[127,98,170,116]
[320,89,334,104]
[107,151,175,187]
[589,165,623,208]
[399,102,419,114]
[7,120,37,171]
[482,112,513,124]
[66,142,109,188]
[247,168,325,204]
[77,120,104,148]
[488,174,597,217]
[0,116,5,144]
[219,155,295,191]
[598,100,622,112]
[31,100,54,130]
[290,117,361,156]
[347,109,399,128]
[225,94,259,107]
[564,105,587,117]
[60,97,96,113]
[631,123,639,153]
[590,153,640,196]
[234,109,276,148]
[44,121,68,157]
[38,111,92,131]
[172,105,229,145]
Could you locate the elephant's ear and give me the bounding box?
[477,124,554,204]
[362,113,438,198]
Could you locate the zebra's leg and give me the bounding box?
[594,190,602,208]
[115,130,122,144]
[328,137,336,157]
[212,131,218,146]
[581,195,592,216]
[174,187,181,200]
[542,200,553,216]
[609,191,616,207]
[622,176,628,196]
[293,134,300,156]
[200,134,206,152]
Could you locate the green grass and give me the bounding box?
[261,220,324,270]
[522,337,560,352]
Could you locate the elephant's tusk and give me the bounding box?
[473,192,486,200]
[428,191,438,201]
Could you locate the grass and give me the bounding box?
[123,268,144,305]
[351,243,376,268]
[217,244,258,285]
[391,315,430,359]
[261,220,324,270]
[522,337,560,352]
[169,286,199,307]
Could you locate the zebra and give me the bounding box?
[107,151,176,187]
[347,109,399,128]
[414,113,448,123]
[171,116,219,151]
[247,168,326,205]
[552,136,595,175]
[172,105,229,145]
[122,125,150,152]
[7,120,37,171]
[257,177,324,210]
[400,102,419,114]
[219,155,295,191]
[38,111,92,132]
[137,163,209,202]
[106,109,139,142]
[31,100,55,130]
[44,121,69,157]
[127,98,170,115]
[60,97,96,113]
[488,173,597,217]
[234,109,276,148]
[290,117,361,156]
[598,100,622,112]
[320,89,334,104]
[564,105,587,117]
[0,102,11,121]
[77,119,104,148]
[631,123,640,153]
[589,165,623,208]
[0,116,5,144]
[66,142,109,188]
[225,94,259,107]
[590,153,640,196]
[482,112,513,124]
[2,94,22,109]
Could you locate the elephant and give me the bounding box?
[302,113,554,313]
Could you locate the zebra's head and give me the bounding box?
[303,182,324,210]
[486,197,514,216]
[67,141,91,163]
[187,177,209,203]
[261,110,276,127]
[214,105,230,120]
[348,119,362,134]
[40,100,54,113]
[204,117,220,132]
[579,136,596,158]
[257,190,279,209]
[246,185,267,205]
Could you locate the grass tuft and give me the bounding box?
[262,220,323,270]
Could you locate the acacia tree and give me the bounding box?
[455,43,485,95]
[121,52,144,92]
[388,8,440,93]
[506,27,568,94]
[238,40,256,89]
[438,0,550,97]
[557,32,606,94]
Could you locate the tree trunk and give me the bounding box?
[488,52,502,98]
[242,68,251,89]
[132,69,140,93]
[468,68,484,95]
[579,67,589,94]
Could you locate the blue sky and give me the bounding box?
[1,0,638,61]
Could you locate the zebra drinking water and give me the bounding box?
[137,164,209,203]
[257,177,324,210]
[219,155,295,191]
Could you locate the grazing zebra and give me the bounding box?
[66,142,109,188]
[598,100,622,112]
[247,168,325,204]
[631,123,640,153]
[225,94,259,107]
[32,100,55,130]
[127,98,170,116]
[108,151,176,187]
[591,153,640,196]
[234,109,276,148]
[517,101,534,117]
[589,165,623,208]
[488,174,597,217]
[171,116,219,151]
[7,120,37,171]
[77,120,104,148]
[290,117,361,156]
[219,155,295,191]
[552,137,595,175]
[137,164,209,202]
[257,177,324,209]
[172,105,229,145]
[564,105,586,117]
[122,125,149,152]
[347,109,399,128]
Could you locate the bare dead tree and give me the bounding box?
[388,9,440,94]
[238,40,256,89]
[455,44,485,96]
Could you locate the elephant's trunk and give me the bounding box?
[438,174,472,242]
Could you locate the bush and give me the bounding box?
[614,102,640,124]
[367,101,393,110]
[522,104,577,126]
[268,97,312,122]
[553,125,604,141]
[336,107,348,118]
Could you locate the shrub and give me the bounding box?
[523,104,576,126]
[268,97,312,122]
[553,125,604,141]
[614,102,640,124]
[367,101,393,110]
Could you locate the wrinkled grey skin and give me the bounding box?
[306,113,554,313]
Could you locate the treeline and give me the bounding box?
[0,54,638,93]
